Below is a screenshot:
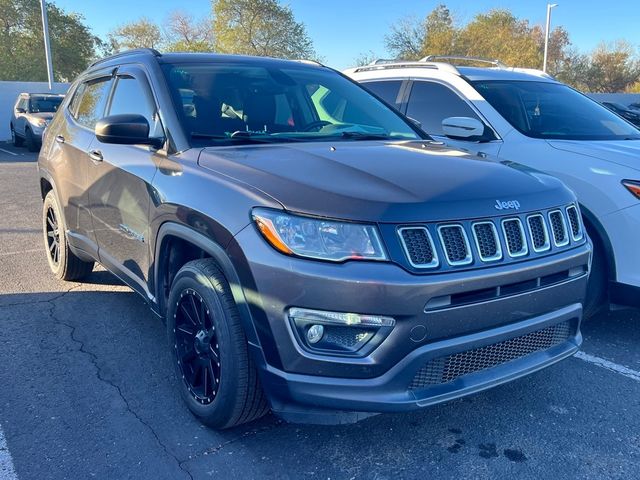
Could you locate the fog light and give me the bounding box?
[288,308,395,327]
[307,324,324,344]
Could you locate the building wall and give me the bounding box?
[0,81,69,141]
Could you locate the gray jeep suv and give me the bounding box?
[38,49,591,429]
[11,92,64,151]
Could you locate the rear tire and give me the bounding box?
[583,224,607,320]
[25,128,38,152]
[167,259,269,429]
[11,125,23,147]
[42,190,94,281]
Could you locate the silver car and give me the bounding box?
[10,93,64,151]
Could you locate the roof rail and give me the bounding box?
[420,55,506,68]
[90,48,162,68]
[353,60,460,75]
[369,58,399,65]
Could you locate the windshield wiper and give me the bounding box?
[337,131,393,140]
[190,132,296,144]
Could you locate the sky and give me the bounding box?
[54,0,640,70]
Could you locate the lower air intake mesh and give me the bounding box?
[408,321,572,390]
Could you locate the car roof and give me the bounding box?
[456,66,558,83]
[90,48,325,72]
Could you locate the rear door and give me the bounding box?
[50,73,113,255]
[86,65,165,298]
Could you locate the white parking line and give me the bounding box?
[0,148,18,157]
[0,424,18,480]
[575,351,640,383]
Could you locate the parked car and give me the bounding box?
[601,101,640,128]
[38,49,590,429]
[346,56,640,317]
[10,92,64,151]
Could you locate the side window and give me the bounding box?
[68,83,86,117]
[406,81,481,136]
[108,76,155,125]
[75,78,112,130]
[18,98,28,110]
[362,81,403,109]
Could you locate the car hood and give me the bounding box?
[547,139,640,173]
[28,112,55,120]
[198,140,574,223]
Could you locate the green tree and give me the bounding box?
[108,17,163,52]
[580,41,640,93]
[0,0,100,81]
[212,0,317,59]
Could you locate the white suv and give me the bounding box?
[346,56,640,317]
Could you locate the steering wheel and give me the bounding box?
[302,120,332,132]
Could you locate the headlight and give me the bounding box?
[622,180,640,199]
[28,117,47,127]
[252,208,387,262]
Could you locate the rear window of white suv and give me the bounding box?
[474,80,640,141]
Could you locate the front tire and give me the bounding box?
[167,259,269,429]
[25,128,39,152]
[583,225,607,319]
[42,190,94,280]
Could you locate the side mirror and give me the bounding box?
[95,114,162,147]
[442,117,486,140]
[16,107,26,114]
[407,117,422,129]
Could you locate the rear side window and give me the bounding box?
[362,81,403,108]
[406,81,481,136]
[74,78,112,130]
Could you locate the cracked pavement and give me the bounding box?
[1,145,640,479]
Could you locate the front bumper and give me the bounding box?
[230,227,590,423]
[601,203,640,291]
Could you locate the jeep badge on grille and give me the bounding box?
[495,200,521,210]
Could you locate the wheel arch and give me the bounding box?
[579,202,615,282]
[153,222,262,348]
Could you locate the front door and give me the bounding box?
[86,67,165,299]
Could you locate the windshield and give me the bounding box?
[162,62,422,146]
[29,96,62,113]
[473,80,640,140]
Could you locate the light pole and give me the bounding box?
[543,3,558,73]
[40,0,54,90]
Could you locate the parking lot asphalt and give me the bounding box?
[1,141,639,480]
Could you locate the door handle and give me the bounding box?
[88,149,103,162]
[55,135,65,144]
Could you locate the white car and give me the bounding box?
[345,57,640,317]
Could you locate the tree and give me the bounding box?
[384,15,425,60]
[164,10,214,52]
[422,4,457,57]
[0,0,100,81]
[579,41,640,93]
[108,17,163,52]
[352,50,380,67]
[212,0,316,59]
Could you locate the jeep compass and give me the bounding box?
[38,49,591,429]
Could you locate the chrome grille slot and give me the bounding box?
[398,227,439,268]
[438,225,472,266]
[549,210,569,246]
[408,321,573,389]
[527,214,550,252]
[501,218,528,257]
[472,221,502,261]
[566,205,583,241]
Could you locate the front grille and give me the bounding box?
[408,321,573,390]
[566,205,583,241]
[502,218,528,257]
[549,210,569,246]
[472,222,501,261]
[399,227,438,267]
[438,225,472,265]
[395,203,584,271]
[527,214,550,252]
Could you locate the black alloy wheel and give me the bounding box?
[174,288,222,404]
[45,204,61,267]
